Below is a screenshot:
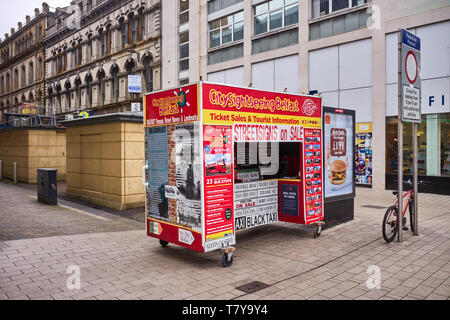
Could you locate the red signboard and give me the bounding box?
[201,83,322,127]
[144,84,199,127]
[203,125,234,241]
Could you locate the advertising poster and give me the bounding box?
[175,123,202,232]
[355,123,373,186]
[203,125,235,247]
[324,112,354,199]
[303,129,323,218]
[145,84,199,127]
[147,127,169,219]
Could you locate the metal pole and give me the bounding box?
[397,30,403,243]
[413,122,419,235]
[13,162,18,184]
[0,159,2,180]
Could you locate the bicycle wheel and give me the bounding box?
[409,199,416,233]
[383,205,398,243]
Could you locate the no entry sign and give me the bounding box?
[401,29,421,123]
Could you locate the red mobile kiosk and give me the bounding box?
[143,82,324,267]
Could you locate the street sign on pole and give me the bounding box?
[398,29,422,241]
[401,29,421,123]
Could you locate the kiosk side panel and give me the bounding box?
[144,84,205,252]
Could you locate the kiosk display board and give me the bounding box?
[144,82,324,261]
[323,108,355,201]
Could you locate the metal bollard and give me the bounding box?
[14,162,17,184]
[0,159,2,180]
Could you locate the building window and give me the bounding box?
[65,84,71,110]
[208,43,244,65]
[5,73,10,92]
[311,0,371,19]
[143,57,153,93]
[73,45,82,66]
[121,20,129,48]
[254,0,298,36]
[0,76,4,94]
[29,62,34,84]
[210,11,244,49]
[98,72,105,105]
[101,29,112,56]
[21,66,26,87]
[179,0,189,25]
[75,79,82,108]
[208,0,243,14]
[179,31,189,72]
[252,28,298,54]
[56,53,67,73]
[111,67,120,103]
[14,69,19,90]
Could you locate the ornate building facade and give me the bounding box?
[43,0,161,117]
[0,3,53,123]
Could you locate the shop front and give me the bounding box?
[386,113,450,194]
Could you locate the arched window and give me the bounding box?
[28,92,34,102]
[5,73,10,92]
[97,69,105,106]
[56,84,62,111]
[120,18,129,49]
[143,55,153,93]
[37,58,43,81]
[29,61,34,84]
[21,65,26,87]
[0,76,4,94]
[111,66,120,103]
[100,27,112,56]
[14,69,19,90]
[65,81,71,110]
[86,74,93,107]
[75,78,82,108]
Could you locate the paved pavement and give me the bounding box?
[0,182,144,241]
[0,182,449,300]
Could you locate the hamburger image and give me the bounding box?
[329,160,347,185]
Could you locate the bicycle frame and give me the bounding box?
[394,190,413,220]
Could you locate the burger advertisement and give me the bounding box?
[324,111,354,199]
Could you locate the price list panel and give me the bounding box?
[303,129,323,222]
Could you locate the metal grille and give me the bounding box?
[236,281,270,294]
[362,205,386,210]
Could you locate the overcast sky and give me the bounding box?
[0,0,70,41]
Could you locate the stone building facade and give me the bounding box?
[0,3,53,123]
[43,0,161,118]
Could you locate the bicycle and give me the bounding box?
[382,179,419,243]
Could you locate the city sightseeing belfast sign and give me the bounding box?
[202,83,321,128]
[144,84,199,127]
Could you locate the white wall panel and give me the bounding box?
[386,84,398,117]
[225,67,244,86]
[252,60,274,91]
[417,21,450,80]
[207,70,225,83]
[339,87,372,123]
[339,39,372,90]
[309,46,338,93]
[385,32,398,85]
[274,55,299,93]
[321,91,338,108]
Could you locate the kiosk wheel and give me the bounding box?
[313,226,322,238]
[313,222,324,238]
[221,252,234,267]
[159,239,169,247]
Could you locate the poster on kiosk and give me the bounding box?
[143,82,324,266]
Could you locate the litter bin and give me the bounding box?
[37,168,57,205]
